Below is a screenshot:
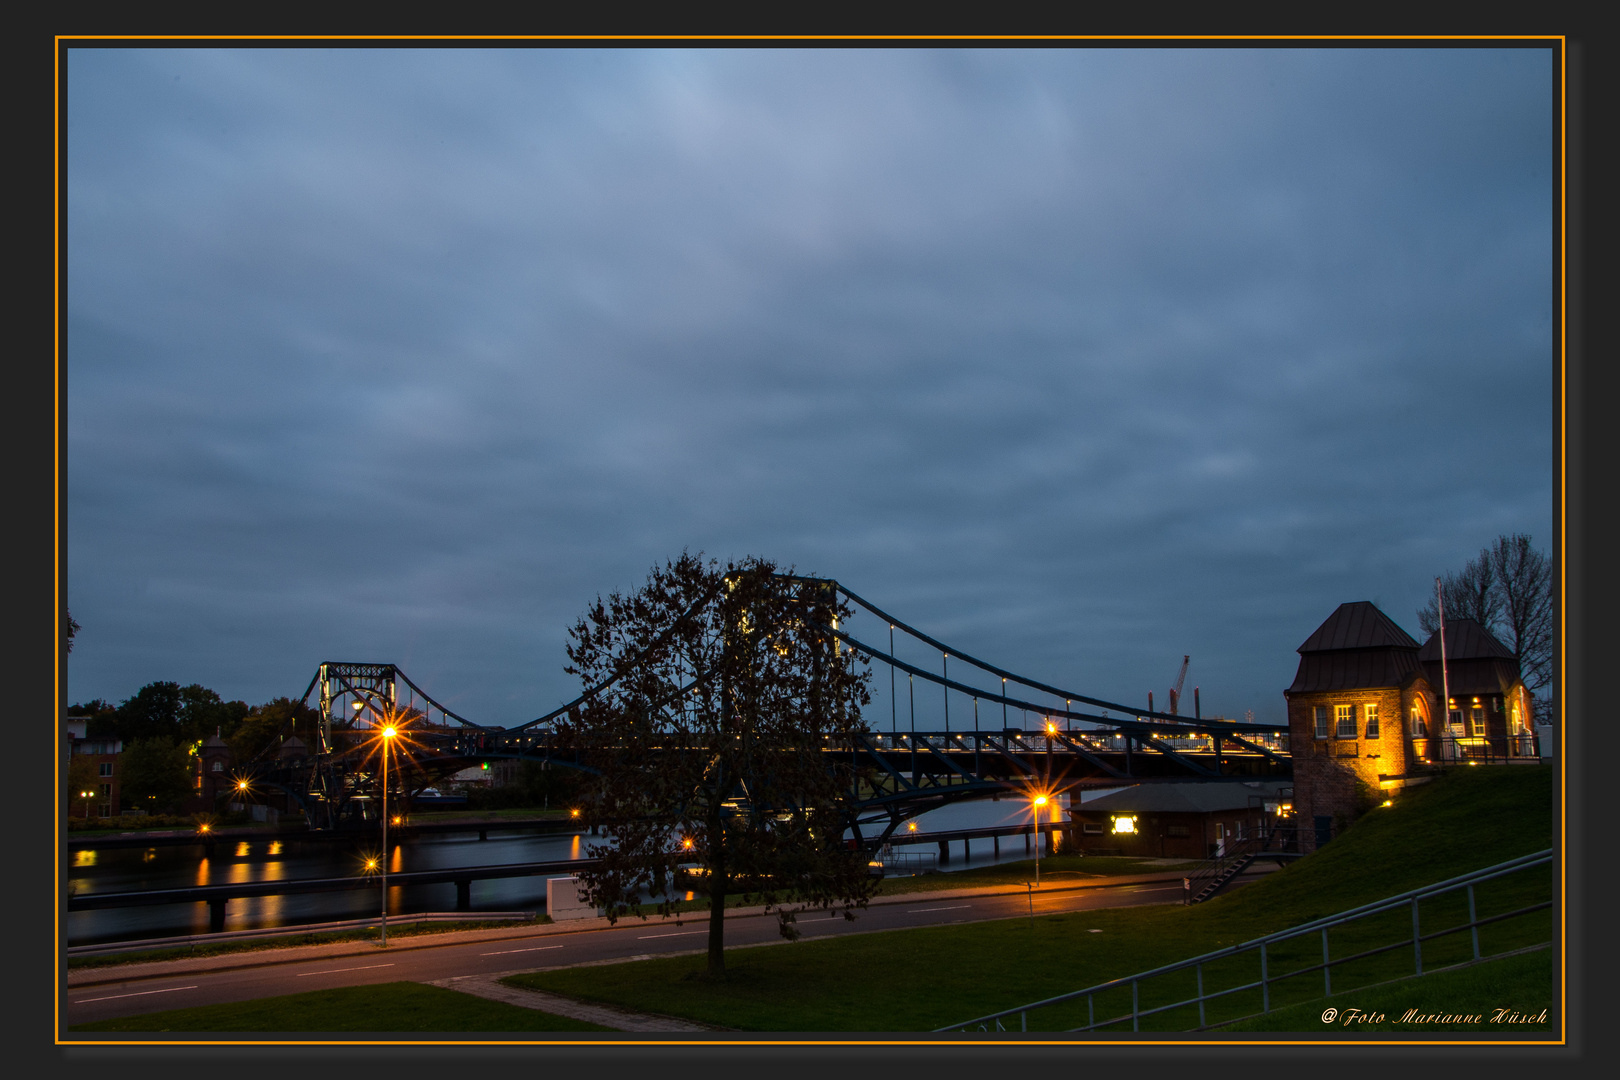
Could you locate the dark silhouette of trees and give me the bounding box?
[560,553,875,978]
[1418,533,1555,712]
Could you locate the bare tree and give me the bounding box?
[560,552,875,979]
[1487,534,1555,696]
[1417,532,1555,700]
[1417,550,1501,636]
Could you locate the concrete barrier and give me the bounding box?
[546,875,599,920]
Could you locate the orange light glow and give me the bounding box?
[907,821,918,832]
[570,808,581,819]
[382,726,397,739]
[681,837,695,850]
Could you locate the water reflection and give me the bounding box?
[69,827,609,946]
[73,850,96,867]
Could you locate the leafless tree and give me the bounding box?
[1417,533,1555,702]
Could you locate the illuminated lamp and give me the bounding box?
[1111,815,1137,835]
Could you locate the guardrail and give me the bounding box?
[938,848,1552,1033]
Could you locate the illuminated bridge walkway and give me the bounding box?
[246,576,1289,848]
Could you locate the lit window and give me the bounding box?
[1470,707,1485,737]
[1511,703,1526,735]
[1313,706,1329,739]
[1364,704,1380,739]
[1111,816,1137,834]
[1335,705,1356,739]
[1409,707,1425,737]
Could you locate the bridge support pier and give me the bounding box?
[478,829,487,841]
[994,836,1000,858]
[209,898,227,933]
[1024,831,1031,855]
[963,838,970,861]
[938,839,950,865]
[456,880,471,911]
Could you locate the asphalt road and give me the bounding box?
[63,873,1223,1028]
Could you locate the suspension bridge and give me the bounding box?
[239,576,1290,849]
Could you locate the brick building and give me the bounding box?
[65,717,122,818]
[1416,618,1537,762]
[1284,601,1536,848]
[1283,602,1435,847]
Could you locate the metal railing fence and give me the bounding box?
[938,848,1551,1033]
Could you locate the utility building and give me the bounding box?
[1284,601,1538,849]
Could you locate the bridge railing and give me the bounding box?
[937,849,1552,1033]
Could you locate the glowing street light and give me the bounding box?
[80,789,95,820]
[379,723,397,946]
[1032,794,1049,887]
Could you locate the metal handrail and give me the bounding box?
[938,848,1552,1032]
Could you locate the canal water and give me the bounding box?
[66,794,1113,947]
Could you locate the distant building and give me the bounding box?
[1283,601,1538,847]
[1073,779,1293,859]
[65,716,122,818]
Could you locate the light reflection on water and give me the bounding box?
[67,829,597,946]
[67,801,1075,946]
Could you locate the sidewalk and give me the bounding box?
[66,864,1279,988]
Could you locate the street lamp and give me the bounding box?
[1032,793,1049,886]
[379,723,397,946]
[80,789,94,820]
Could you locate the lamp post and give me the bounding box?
[379,723,397,946]
[1032,794,1048,886]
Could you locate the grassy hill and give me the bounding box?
[505,764,1556,1032]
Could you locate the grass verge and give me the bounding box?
[69,981,614,1033]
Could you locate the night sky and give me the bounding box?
[65,47,1556,727]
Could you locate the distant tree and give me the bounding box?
[1418,533,1556,703]
[97,682,182,742]
[560,553,875,979]
[178,684,249,745]
[120,736,194,815]
[228,697,320,764]
[65,609,80,654]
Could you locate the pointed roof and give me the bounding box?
[1297,602,1420,653]
[1418,618,1515,662]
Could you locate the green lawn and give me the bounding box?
[69,981,614,1033]
[1215,946,1554,1033]
[503,765,1556,1033]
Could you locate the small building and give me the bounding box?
[1073,780,1293,860]
[1284,601,1537,848]
[65,716,122,818]
[1283,601,1435,847]
[1416,618,1537,762]
[194,728,235,809]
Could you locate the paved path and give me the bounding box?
[427,966,723,1031]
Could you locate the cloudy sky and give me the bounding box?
[65,47,1556,727]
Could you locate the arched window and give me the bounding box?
[211,760,224,773]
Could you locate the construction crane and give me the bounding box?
[1168,655,1189,717]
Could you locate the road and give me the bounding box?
[64,871,1253,1028]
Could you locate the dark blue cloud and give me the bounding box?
[66,48,1555,726]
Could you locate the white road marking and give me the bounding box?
[295,963,396,977]
[480,945,566,955]
[906,904,973,913]
[638,930,709,939]
[73,985,198,1004]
